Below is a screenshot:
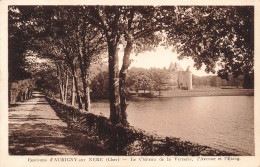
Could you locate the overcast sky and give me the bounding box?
[118,45,216,76]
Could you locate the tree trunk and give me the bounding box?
[56,64,65,102]
[119,34,133,126]
[86,84,91,111]
[64,71,69,104]
[72,66,83,109]
[75,19,91,112]
[59,84,64,102]
[82,75,91,112]
[77,50,90,111]
[108,43,121,125]
[71,76,76,106]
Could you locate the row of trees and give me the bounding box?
[34,63,250,102]
[127,68,170,95]
[193,75,248,88]
[91,67,170,98]
[9,6,254,126]
[9,79,35,104]
[91,68,250,99]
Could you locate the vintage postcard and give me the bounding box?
[0,0,259,167]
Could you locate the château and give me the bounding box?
[168,62,193,90]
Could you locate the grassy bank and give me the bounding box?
[46,96,237,156]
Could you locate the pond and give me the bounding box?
[91,96,254,155]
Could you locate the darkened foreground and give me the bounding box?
[45,96,236,156]
[9,92,78,155]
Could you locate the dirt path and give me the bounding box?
[9,91,78,155]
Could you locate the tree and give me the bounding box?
[149,68,170,96]
[127,68,154,93]
[68,7,106,111]
[127,67,170,96]
[12,6,107,110]
[86,6,169,125]
[86,6,254,125]
[8,6,34,82]
[164,6,254,88]
[43,6,106,110]
[90,71,109,99]
[9,6,254,126]
[218,7,254,89]
[210,76,222,87]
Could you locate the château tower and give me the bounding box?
[168,62,193,90]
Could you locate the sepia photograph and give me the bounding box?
[1,1,259,167]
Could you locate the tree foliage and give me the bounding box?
[127,67,170,94]
[164,6,254,88]
[8,5,254,126]
[8,7,34,82]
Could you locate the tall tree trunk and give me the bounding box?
[108,43,121,125]
[76,18,91,112]
[82,74,91,112]
[64,71,69,103]
[119,34,133,126]
[57,64,65,102]
[59,83,65,102]
[75,78,83,109]
[86,83,91,111]
[72,65,83,109]
[77,51,90,111]
[71,76,76,106]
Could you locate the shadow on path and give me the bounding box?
[9,123,111,155]
[9,91,110,155]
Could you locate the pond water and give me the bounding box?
[91,96,254,155]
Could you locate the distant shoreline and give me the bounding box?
[163,88,254,97]
[130,88,254,99]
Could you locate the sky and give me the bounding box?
[118,45,215,76]
[31,44,216,77]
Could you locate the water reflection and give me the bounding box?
[91,96,254,155]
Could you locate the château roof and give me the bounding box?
[168,62,184,72]
[186,66,191,72]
